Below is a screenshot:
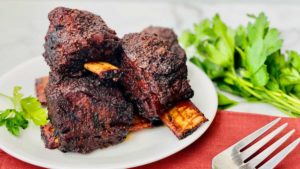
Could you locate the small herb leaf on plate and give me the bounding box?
[217,93,237,109]
[0,86,48,136]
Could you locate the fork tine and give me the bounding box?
[246,129,295,168]
[241,123,288,160]
[259,137,300,169]
[235,118,281,150]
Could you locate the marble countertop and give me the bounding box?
[1,0,300,115]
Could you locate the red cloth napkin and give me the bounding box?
[0,110,299,169]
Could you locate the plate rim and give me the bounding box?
[0,57,218,169]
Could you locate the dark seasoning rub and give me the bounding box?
[42,7,133,153]
[41,7,206,153]
[121,30,193,121]
[44,75,132,153]
[142,26,186,58]
[43,7,121,78]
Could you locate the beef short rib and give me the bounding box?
[43,7,121,78]
[44,74,133,153]
[121,32,193,121]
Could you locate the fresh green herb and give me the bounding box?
[217,93,237,109]
[180,13,300,117]
[0,86,48,136]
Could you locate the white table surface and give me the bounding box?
[1,0,300,116]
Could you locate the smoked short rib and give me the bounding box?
[43,7,121,77]
[44,74,133,153]
[121,32,194,121]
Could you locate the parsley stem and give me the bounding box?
[226,72,300,115]
[0,93,12,99]
[226,73,262,99]
[264,90,300,114]
[273,91,300,106]
[265,100,299,117]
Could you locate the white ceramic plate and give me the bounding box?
[0,57,218,169]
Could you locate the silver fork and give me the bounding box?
[212,118,300,169]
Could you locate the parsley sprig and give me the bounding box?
[180,13,300,117]
[0,86,48,136]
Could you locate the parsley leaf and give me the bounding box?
[288,51,300,72]
[244,13,283,86]
[12,86,24,111]
[217,93,237,109]
[21,97,48,126]
[0,86,48,136]
[0,109,29,136]
[182,15,235,68]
